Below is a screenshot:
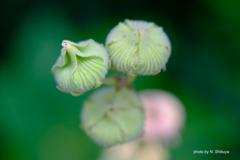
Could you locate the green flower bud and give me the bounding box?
[52,39,110,96]
[106,19,171,76]
[81,87,144,147]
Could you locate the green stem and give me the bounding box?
[103,74,137,88]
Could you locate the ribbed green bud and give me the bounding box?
[52,39,110,96]
[106,19,171,76]
[81,87,144,147]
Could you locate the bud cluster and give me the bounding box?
[51,19,172,147]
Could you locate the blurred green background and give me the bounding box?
[0,0,240,159]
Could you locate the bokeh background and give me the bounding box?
[1,0,240,159]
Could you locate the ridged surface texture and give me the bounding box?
[106,19,171,76]
[52,39,109,96]
[81,87,144,147]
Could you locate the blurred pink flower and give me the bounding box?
[139,90,185,142]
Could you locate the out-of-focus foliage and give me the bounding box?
[0,0,239,160]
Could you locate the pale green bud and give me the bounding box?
[106,19,171,76]
[81,87,144,147]
[52,39,110,96]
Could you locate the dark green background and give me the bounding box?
[1,0,239,159]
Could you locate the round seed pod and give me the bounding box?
[106,19,171,76]
[52,39,110,96]
[81,87,144,147]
